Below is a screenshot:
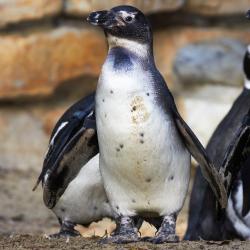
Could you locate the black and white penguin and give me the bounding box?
[33,94,114,237]
[87,5,228,244]
[185,47,250,240]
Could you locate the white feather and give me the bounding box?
[227,181,250,239]
[52,154,113,224]
[244,78,250,90]
[50,121,68,146]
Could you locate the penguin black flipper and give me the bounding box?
[172,106,227,209]
[221,109,250,216]
[33,93,99,208]
[43,93,96,177]
[241,160,250,217]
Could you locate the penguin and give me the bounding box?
[185,46,250,241]
[33,94,114,237]
[87,5,228,244]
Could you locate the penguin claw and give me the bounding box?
[48,230,80,239]
[142,234,179,244]
[99,233,139,244]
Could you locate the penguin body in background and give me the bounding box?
[88,5,228,244]
[34,94,113,237]
[185,47,250,240]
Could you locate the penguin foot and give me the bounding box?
[48,229,80,239]
[100,216,139,244]
[48,220,80,238]
[143,214,178,244]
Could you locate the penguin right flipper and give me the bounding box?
[33,93,99,209]
[172,108,227,209]
[221,109,250,216]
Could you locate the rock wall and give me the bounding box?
[0,0,249,172]
[0,0,250,237]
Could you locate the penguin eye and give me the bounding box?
[125,16,133,22]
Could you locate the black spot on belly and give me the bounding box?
[146,93,150,96]
[120,144,124,149]
[132,199,136,203]
[116,206,119,210]
[61,208,65,212]
[102,99,105,102]
[132,106,136,111]
[110,90,113,94]
[145,178,151,183]
[169,175,174,181]
[105,114,107,118]
[116,148,120,152]
[94,206,98,210]
[140,132,144,137]
[140,139,144,144]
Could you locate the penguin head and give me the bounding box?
[87,5,152,45]
[243,48,250,82]
[243,10,250,89]
[246,9,250,19]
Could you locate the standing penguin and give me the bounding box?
[185,46,250,240]
[33,94,113,237]
[87,5,227,244]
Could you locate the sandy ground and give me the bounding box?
[3,166,245,249]
[0,235,248,250]
[0,167,190,238]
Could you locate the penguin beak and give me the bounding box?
[87,10,124,28]
[246,10,250,19]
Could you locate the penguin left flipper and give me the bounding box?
[221,109,250,216]
[33,93,98,209]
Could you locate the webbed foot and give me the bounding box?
[143,214,179,244]
[47,220,80,238]
[100,216,139,244]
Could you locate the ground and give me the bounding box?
[0,166,246,249]
[1,235,248,250]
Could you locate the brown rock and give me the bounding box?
[185,0,250,15]
[64,0,185,15]
[1,26,250,100]
[0,0,62,27]
[154,27,250,88]
[0,107,48,171]
[0,27,106,99]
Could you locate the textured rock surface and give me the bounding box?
[0,26,249,100]
[64,0,185,15]
[154,27,250,87]
[185,0,250,15]
[0,27,105,99]
[0,0,62,27]
[173,39,246,87]
[0,108,48,171]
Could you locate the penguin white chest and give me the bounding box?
[96,57,190,217]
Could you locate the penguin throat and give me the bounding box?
[107,34,150,58]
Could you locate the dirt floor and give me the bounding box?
[0,235,248,250]
[2,165,246,249]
